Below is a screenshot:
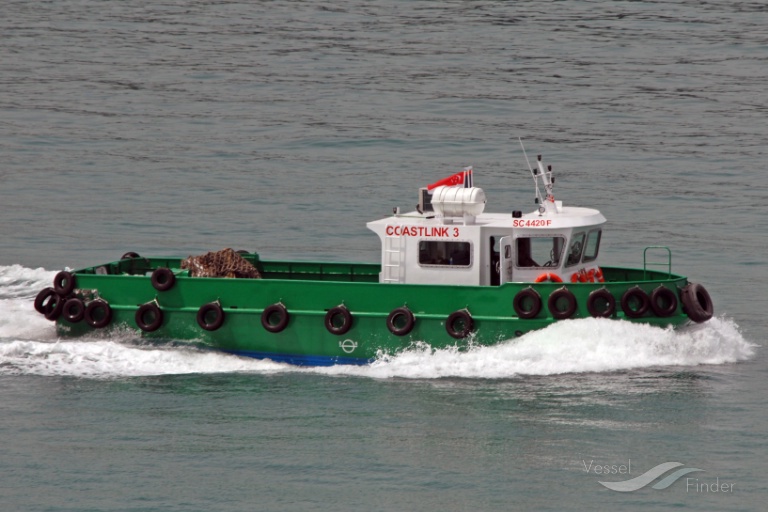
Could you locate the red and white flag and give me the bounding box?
[427,167,473,191]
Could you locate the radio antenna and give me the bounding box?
[519,137,534,174]
[519,138,544,206]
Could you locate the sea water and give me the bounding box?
[1,1,766,510]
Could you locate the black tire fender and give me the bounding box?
[621,286,650,318]
[135,303,163,332]
[151,267,176,292]
[261,303,290,333]
[325,305,353,336]
[513,288,542,319]
[587,288,616,318]
[650,286,678,317]
[34,287,57,315]
[548,287,578,320]
[197,302,225,331]
[84,299,112,329]
[62,297,86,323]
[386,307,415,336]
[681,283,714,323]
[446,309,474,339]
[43,292,65,321]
[53,271,76,296]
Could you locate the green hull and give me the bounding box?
[46,254,695,366]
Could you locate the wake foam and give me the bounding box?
[319,316,756,379]
[0,339,290,378]
[0,264,57,299]
[0,317,755,380]
[1,265,60,340]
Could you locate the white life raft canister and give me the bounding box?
[430,186,487,218]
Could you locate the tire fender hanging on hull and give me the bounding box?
[680,283,714,323]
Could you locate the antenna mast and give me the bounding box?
[518,138,557,215]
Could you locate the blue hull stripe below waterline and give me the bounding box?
[222,350,372,367]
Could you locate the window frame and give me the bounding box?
[582,229,602,263]
[514,235,566,269]
[565,231,587,268]
[418,240,473,268]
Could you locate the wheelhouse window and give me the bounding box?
[583,229,602,263]
[419,241,471,267]
[565,232,586,267]
[516,236,565,268]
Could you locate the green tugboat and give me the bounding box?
[34,152,714,366]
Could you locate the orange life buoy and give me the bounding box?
[535,273,563,283]
[570,271,586,283]
[571,268,604,283]
[595,268,605,282]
